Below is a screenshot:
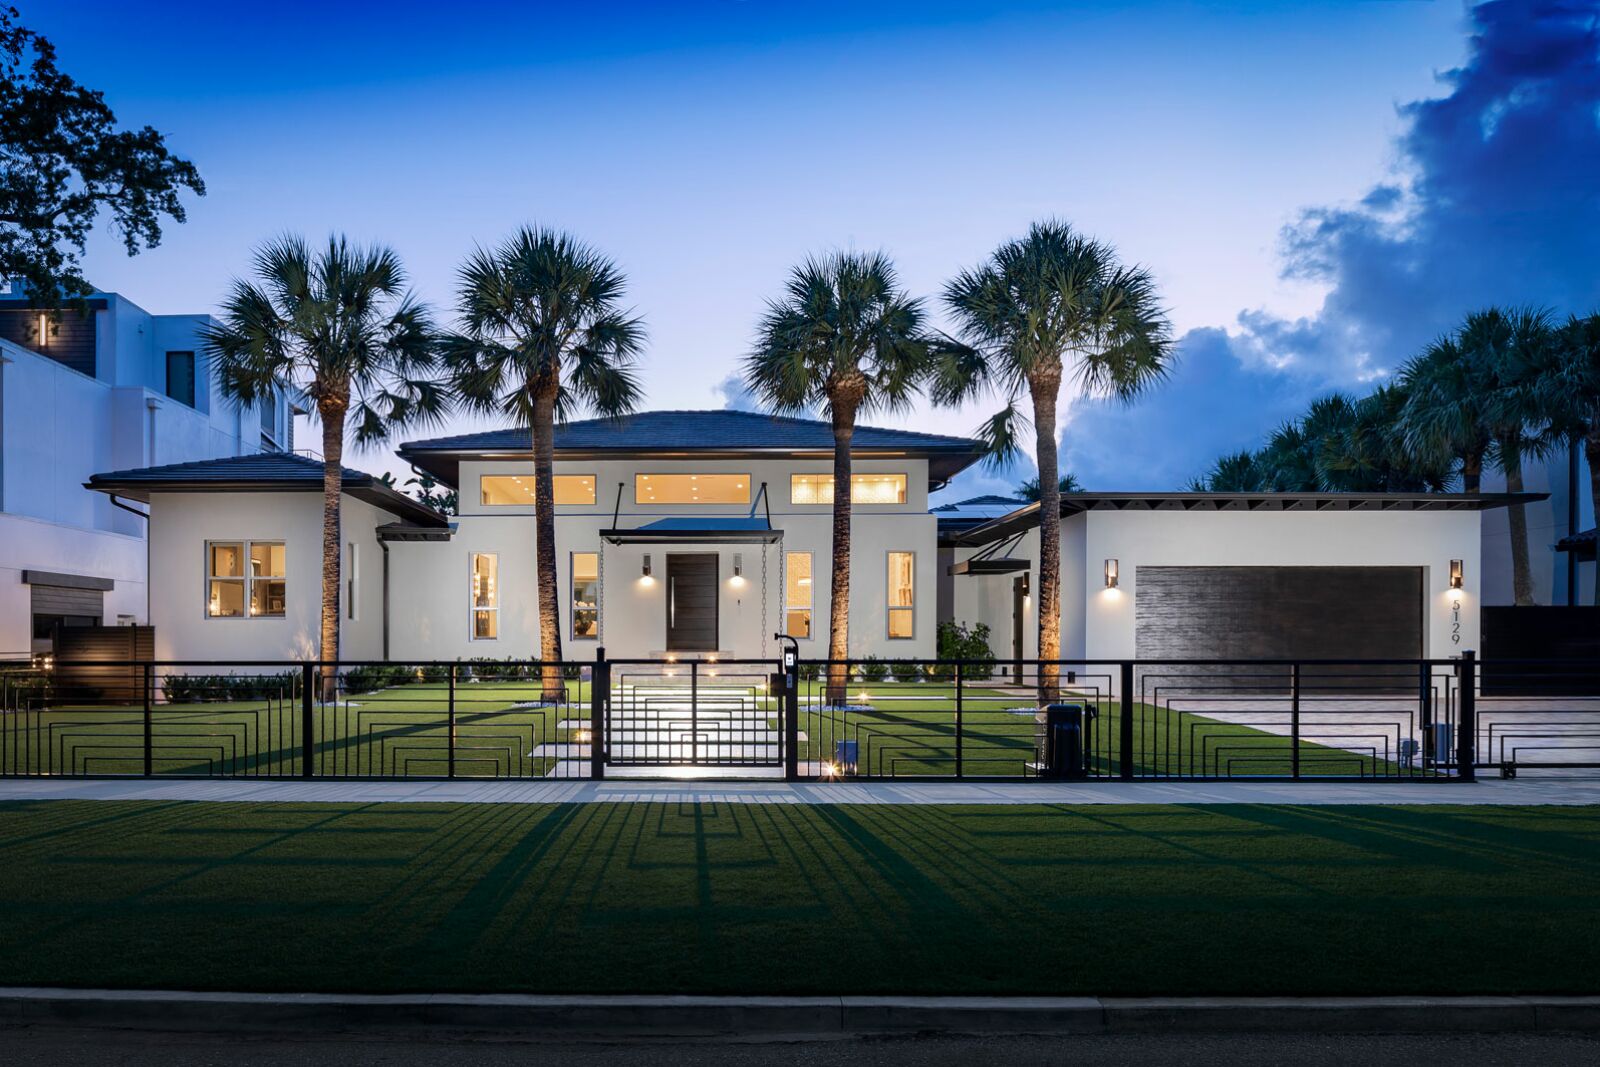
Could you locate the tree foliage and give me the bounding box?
[0,7,204,301]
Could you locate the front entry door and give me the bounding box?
[666,554,719,652]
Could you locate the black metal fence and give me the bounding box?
[3,651,1597,781]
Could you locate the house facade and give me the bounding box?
[0,286,294,659]
[89,412,982,664]
[946,492,1535,671]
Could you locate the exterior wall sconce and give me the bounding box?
[1020,572,1030,597]
[1449,559,1463,589]
[36,312,48,350]
[1104,558,1119,589]
[642,554,653,580]
[732,553,744,583]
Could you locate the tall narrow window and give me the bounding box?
[887,551,915,638]
[470,553,498,639]
[571,552,599,639]
[260,389,279,450]
[206,540,285,618]
[166,351,196,407]
[785,552,813,639]
[346,542,359,621]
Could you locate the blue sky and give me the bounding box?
[36,1,1600,497]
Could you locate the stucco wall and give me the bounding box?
[952,508,1484,665]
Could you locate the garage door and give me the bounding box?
[1135,566,1422,686]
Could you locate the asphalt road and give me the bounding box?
[3,1028,1599,1066]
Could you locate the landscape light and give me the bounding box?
[1104,559,1119,589]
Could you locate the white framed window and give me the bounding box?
[470,553,498,640]
[887,551,915,639]
[480,474,596,506]
[785,551,813,639]
[571,551,599,640]
[790,473,907,505]
[206,540,285,618]
[346,542,359,621]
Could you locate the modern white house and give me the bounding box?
[87,411,983,664]
[0,286,295,659]
[946,491,1539,671]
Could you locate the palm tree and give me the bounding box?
[744,251,929,705]
[933,221,1171,701]
[443,226,644,701]
[1537,312,1600,605]
[1399,334,1494,492]
[203,235,444,687]
[1016,473,1083,501]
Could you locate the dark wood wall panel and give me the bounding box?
[0,309,97,377]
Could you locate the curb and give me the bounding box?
[2,989,1599,1036]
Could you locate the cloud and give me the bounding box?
[712,371,761,412]
[1062,327,1320,490]
[1242,0,1600,377]
[1067,0,1600,489]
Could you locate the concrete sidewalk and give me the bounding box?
[1,775,1597,805]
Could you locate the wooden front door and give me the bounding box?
[666,554,719,652]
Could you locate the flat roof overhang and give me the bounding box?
[947,557,1030,576]
[377,522,454,542]
[958,491,1553,546]
[601,528,784,545]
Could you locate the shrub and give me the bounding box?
[929,621,995,680]
[891,661,924,684]
[856,656,890,682]
[798,662,820,682]
[343,665,409,695]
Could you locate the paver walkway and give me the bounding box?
[1,775,1596,806]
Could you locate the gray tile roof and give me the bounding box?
[399,410,980,454]
[86,452,447,527]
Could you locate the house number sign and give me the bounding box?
[1449,593,1462,645]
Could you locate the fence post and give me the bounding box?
[300,662,314,779]
[1458,650,1477,782]
[690,660,699,765]
[142,663,153,778]
[591,647,607,780]
[447,664,457,779]
[1119,661,1135,780]
[1417,661,1432,773]
[954,662,964,779]
[783,655,799,780]
[1290,662,1301,780]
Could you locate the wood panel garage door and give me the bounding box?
[1135,566,1422,685]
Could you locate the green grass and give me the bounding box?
[797,680,1396,778]
[0,800,1594,995]
[0,679,588,778]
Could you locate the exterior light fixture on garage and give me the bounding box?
[1450,559,1463,589]
[1104,558,1119,589]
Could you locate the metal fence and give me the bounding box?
[3,651,1596,781]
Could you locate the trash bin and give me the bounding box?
[1037,703,1093,779]
[1428,721,1454,767]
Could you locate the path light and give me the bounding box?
[1104,558,1119,589]
[821,760,841,779]
[858,689,872,705]
[1450,559,1464,590]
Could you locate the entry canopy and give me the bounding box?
[601,517,783,545]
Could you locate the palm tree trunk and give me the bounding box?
[824,402,856,707]
[1587,427,1600,607]
[531,388,566,703]
[1031,375,1062,705]
[1461,449,1484,493]
[1502,447,1535,606]
[318,399,347,703]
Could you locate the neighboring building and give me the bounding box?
[87,411,984,663]
[1478,445,1596,606]
[947,492,1539,672]
[0,286,293,658]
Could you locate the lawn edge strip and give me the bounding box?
[2,989,1597,1036]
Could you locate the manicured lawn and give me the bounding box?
[0,800,1594,995]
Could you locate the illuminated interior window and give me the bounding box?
[887,551,915,638]
[635,474,749,505]
[480,474,596,505]
[785,551,813,639]
[572,552,599,639]
[470,553,498,640]
[790,473,907,505]
[206,540,285,618]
